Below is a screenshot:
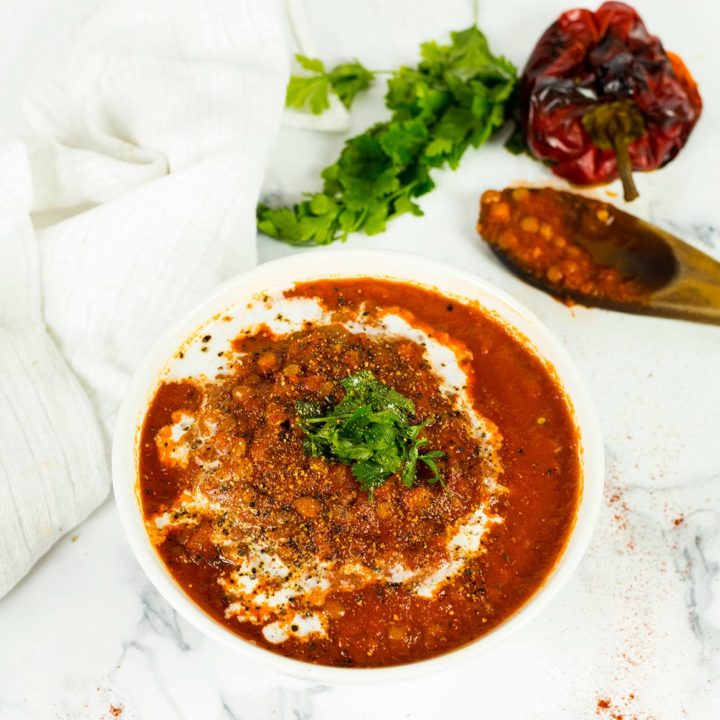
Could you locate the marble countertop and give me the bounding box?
[1,1,719,718]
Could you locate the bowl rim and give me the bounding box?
[112,248,604,685]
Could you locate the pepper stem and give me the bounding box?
[612,132,639,202]
[581,101,645,202]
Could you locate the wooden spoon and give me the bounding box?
[478,188,720,325]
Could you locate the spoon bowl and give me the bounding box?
[480,188,720,325]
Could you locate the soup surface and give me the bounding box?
[139,278,580,667]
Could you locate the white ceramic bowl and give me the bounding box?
[113,249,604,684]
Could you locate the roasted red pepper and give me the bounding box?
[519,2,702,201]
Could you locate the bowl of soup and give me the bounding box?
[113,249,604,683]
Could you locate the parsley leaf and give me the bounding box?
[296,370,445,497]
[328,61,376,108]
[285,54,375,115]
[286,56,332,115]
[261,27,517,246]
[502,86,531,157]
[504,121,530,156]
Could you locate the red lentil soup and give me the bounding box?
[478,187,650,303]
[139,278,580,667]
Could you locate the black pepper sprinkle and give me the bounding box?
[202,335,211,343]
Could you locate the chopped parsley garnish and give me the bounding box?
[296,370,445,496]
[258,27,517,246]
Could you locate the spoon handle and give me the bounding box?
[649,288,720,325]
[649,236,720,325]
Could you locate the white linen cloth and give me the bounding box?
[0,0,288,597]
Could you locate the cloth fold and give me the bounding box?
[0,140,107,596]
[0,0,288,597]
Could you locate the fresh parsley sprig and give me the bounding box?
[286,54,376,114]
[296,370,445,497]
[258,27,517,246]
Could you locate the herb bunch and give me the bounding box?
[296,370,445,496]
[258,27,517,246]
